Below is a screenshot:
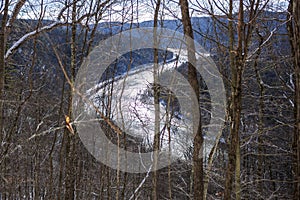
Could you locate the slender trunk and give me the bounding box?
[0,31,5,141]
[0,0,9,144]
[295,44,300,198]
[57,125,66,200]
[203,121,226,199]
[288,1,300,199]
[224,0,244,199]
[65,2,77,199]
[224,65,242,200]
[34,150,40,200]
[253,28,265,198]
[152,1,161,199]
[179,0,203,199]
[294,2,300,199]
[235,140,241,200]
[288,0,300,199]
[107,167,112,200]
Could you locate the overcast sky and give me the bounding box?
[8,0,289,23]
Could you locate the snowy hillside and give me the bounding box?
[87,47,214,160]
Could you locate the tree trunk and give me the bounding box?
[288,0,300,199]
[152,0,161,199]
[0,0,9,144]
[179,0,203,199]
[253,29,265,199]
[294,2,300,198]
[235,139,241,200]
[0,30,5,141]
[224,0,244,199]
[65,2,77,199]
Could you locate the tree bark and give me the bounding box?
[0,0,9,144]
[288,0,300,199]
[224,0,244,199]
[179,0,203,199]
[0,22,6,143]
[65,2,77,199]
[152,0,161,199]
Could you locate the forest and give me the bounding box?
[0,0,300,199]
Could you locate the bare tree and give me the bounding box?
[0,0,26,143]
[0,0,297,199]
[288,0,300,199]
[179,0,203,199]
[152,1,161,199]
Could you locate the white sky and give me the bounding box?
[4,0,289,23]
[102,0,289,22]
